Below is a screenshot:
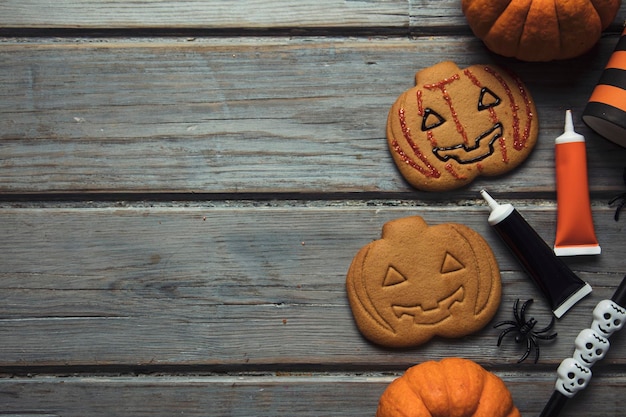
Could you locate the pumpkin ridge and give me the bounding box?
[443,358,484,416]
[517,0,561,61]
[474,372,517,416]
[384,388,417,417]
[484,0,533,58]
[410,362,448,416]
[402,365,432,416]
[589,0,622,29]
[440,360,456,417]
[462,0,512,38]
[555,0,603,59]
[377,377,429,417]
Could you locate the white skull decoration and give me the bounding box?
[556,357,591,398]
[574,328,609,367]
[591,300,626,338]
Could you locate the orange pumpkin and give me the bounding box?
[376,358,521,417]
[462,0,622,61]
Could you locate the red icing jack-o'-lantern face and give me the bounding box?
[346,216,501,348]
[386,61,538,191]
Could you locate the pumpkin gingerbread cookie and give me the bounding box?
[346,216,501,348]
[387,61,538,192]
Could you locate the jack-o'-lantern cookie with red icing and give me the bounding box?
[387,61,538,191]
[346,216,501,348]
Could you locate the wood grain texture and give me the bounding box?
[0,204,623,368]
[1,372,625,416]
[1,36,626,195]
[2,1,626,416]
[0,0,476,30]
[0,0,411,29]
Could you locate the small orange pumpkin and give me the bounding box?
[376,358,521,417]
[462,0,622,61]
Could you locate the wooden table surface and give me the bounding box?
[2,1,626,415]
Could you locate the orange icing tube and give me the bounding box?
[554,110,601,256]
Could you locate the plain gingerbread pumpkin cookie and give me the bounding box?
[346,216,501,348]
[387,61,538,191]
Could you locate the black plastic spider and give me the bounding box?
[494,299,557,363]
[609,167,626,221]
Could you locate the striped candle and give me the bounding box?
[583,27,626,148]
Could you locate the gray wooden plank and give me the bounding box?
[0,0,411,29]
[2,3,626,417]
[0,204,623,367]
[1,36,626,195]
[0,372,625,416]
[3,0,624,33]
[4,0,623,32]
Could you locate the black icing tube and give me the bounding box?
[480,190,592,318]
